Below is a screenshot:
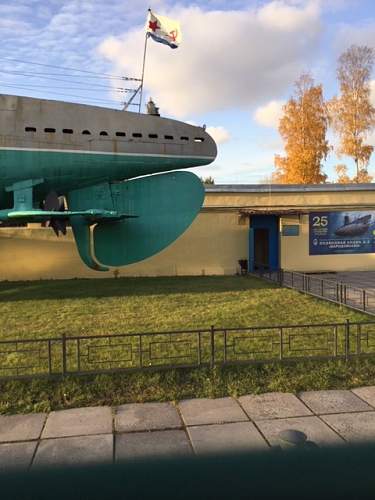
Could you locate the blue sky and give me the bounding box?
[1,0,375,183]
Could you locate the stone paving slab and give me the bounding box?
[321,411,375,443]
[179,397,247,426]
[115,402,182,433]
[33,435,113,468]
[42,406,113,439]
[238,392,312,420]
[0,441,37,471]
[351,387,375,408]
[187,422,268,454]
[0,413,46,443]
[299,390,372,415]
[7,387,375,472]
[256,416,344,448]
[116,430,191,460]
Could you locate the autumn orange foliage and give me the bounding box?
[274,74,329,184]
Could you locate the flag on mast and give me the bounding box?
[146,10,181,49]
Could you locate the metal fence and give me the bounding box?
[2,320,375,380]
[254,269,375,316]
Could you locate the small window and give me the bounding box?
[180,136,189,141]
[82,130,91,135]
[164,135,174,140]
[148,133,158,139]
[25,126,36,132]
[115,131,126,137]
[63,128,73,134]
[99,131,108,136]
[132,133,142,138]
[44,127,56,133]
[194,137,205,143]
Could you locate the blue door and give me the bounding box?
[249,215,279,271]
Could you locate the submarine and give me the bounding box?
[334,214,372,237]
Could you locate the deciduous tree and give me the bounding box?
[335,163,373,183]
[329,45,375,182]
[335,164,351,183]
[201,176,215,185]
[274,74,329,184]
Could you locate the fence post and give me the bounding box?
[356,324,361,356]
[197,332,201,366]
[210,325,215,369]
[363,290,366,311]
[345,319,350,362]
[334,326,338,357]
[62,334,67,376]
[279,327,283,361]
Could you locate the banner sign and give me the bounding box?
[309,211,375,255]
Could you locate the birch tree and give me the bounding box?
[274,74,329,184]
[330,45,375,182]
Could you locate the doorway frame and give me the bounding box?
[248,215,280,272]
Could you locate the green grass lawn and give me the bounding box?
[0,275,374,414]
[0,275,369,339]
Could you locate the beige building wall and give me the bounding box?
[206,186,375,274]
[206,189,375,210]
[0,211,248,281]
[2,185,375,281]
[280,214,375,272]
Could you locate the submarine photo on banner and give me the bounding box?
[309,211,375,255]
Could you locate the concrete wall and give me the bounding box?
[205,187,375,274]
[280,214,375,272]
[206,189,375,211]
[0,211,248,281]
[3,186,375,281]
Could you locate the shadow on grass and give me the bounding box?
[0,275,278,302]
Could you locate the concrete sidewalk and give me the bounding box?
[311,271,375,291]
[2,387,375,471]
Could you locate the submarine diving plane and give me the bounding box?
[0,94,217,270]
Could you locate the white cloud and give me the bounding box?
[254,99,285,128]
[191,150,276,183]
[206,126,231,144]
[257,0,319,31]
[182,122,230,144]
[98,1,322,118]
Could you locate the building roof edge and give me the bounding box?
[205,183,375,193]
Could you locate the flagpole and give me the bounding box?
[139,9,151,113]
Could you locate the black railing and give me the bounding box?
[254,269,375,316]
[1,320,375,380]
